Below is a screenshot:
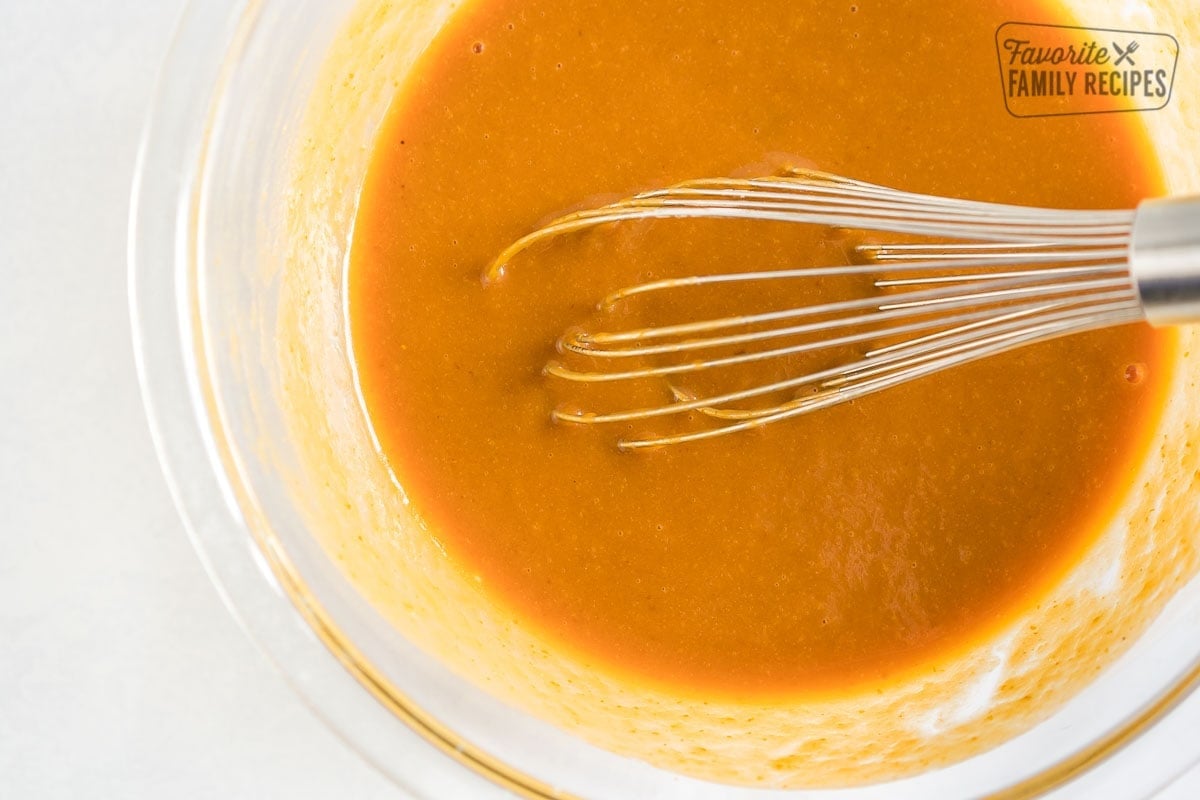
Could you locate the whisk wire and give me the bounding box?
[485,171,1135,282]
[618,308,1143,450]
[484,169,1163,449]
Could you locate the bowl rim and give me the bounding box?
[127,1,1200,798]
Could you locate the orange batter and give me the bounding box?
[349,0,1173,699]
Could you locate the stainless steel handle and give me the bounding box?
[1130,195,1200,326]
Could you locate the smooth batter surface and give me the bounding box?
[350,0,1172,699]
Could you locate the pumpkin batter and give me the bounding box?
[349,0,1172,699]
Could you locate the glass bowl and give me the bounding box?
[129,1,1200,797]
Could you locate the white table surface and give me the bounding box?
[1,2,1198,798]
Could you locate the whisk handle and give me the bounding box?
[1130,196,1200,326]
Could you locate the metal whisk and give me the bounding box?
[485,170,1200,450]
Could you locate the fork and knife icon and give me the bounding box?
[1113,40,1139,66]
